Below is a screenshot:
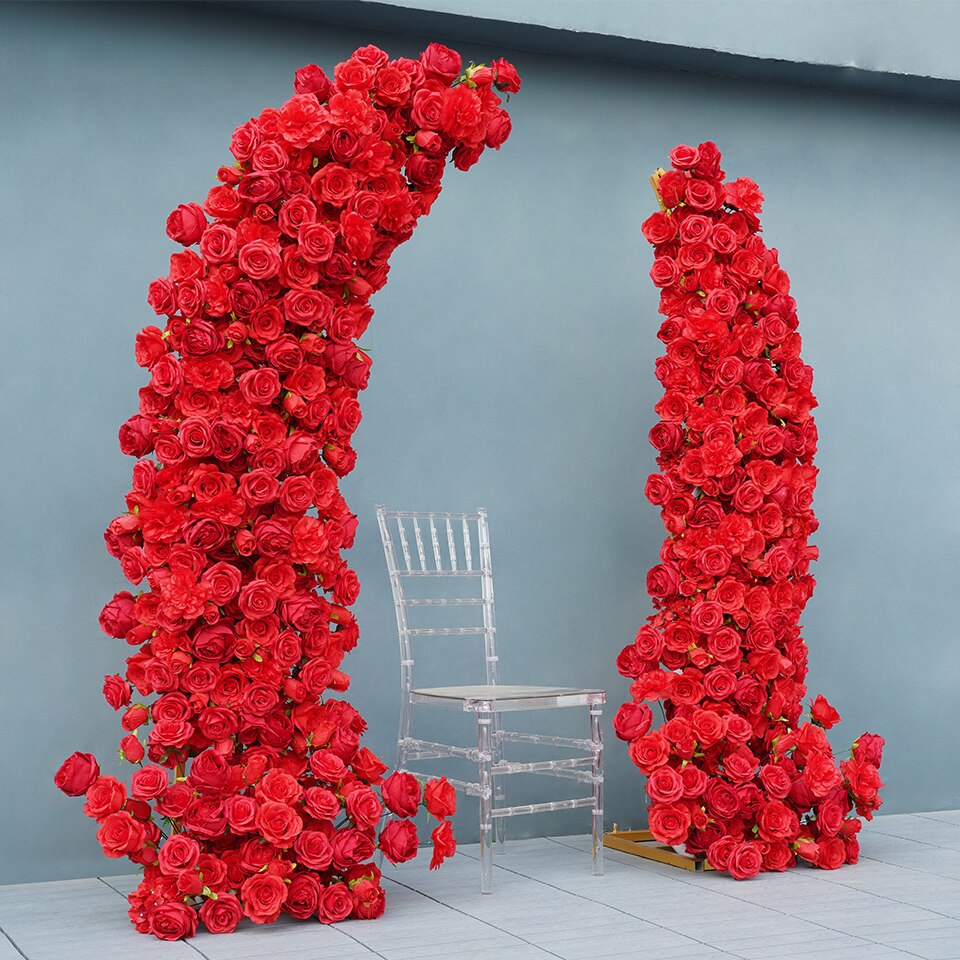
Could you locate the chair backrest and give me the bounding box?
[376,507,499,695]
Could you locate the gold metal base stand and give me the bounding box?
[603,826,715,872]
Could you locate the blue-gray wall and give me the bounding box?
[1,1,958,884]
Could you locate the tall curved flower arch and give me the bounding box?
[55,44,520,940]
[614,142,884,879]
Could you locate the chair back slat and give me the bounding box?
[445,518,458,572]
[429,518,442,571]
[462,518,473,571]
[377,507,498,689]
[412,518,428,570]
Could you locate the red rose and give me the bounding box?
[54,752,100,797]
[420,42,461,83]
[97,811,146,857]
[238,238,282,280]
[429,819,456,870]
[158,834,201,875]
[669,144,699,170]
[380,772,421,818]
[345,784,383,829]
[84,776,126,820]
[255,801,303,847]
[727,841,763,879]
[707,835,738,871]
[166,203,207,246]
[331,827,374,869]
[241,873,288,925]
[224,795,259,832]
[294,830,334,871]
[311,750,347,783]
[99,591,137,638]
[281,872,320,920]
[648,802,691,846]
[379,819,418,864]
[628,732,671,773]
[199,892,243,934]
[424,777,456,820]
[351,877,386,919]
[147,901,198,941]
[318,882,353,924]
[646,766,684,804]
[294,63,331,99]
[757,800,799,842]
[305,786,341,821]
[131,765,168,801]
[298,222,335,263]
[612,702,652,741]
[239,368,281,406]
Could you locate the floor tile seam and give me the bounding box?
[845,856,960,898]
[454,845,751,960]
[382,875,564,959]
[0,925,28,960]
[330,923,391,960]
[543,837,932,960]
[865,830,959,851]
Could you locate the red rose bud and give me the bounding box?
[98,591,137,638]
[119,734,144,763]
[381,771,421,818]
[419,42,461,83]
[165,202,207,246]
[54,752,100,797]
[613,702,653,741]
[492,57,521,93]
[810,694,841,729]
[121,705,149,731]
[293,63,331,100]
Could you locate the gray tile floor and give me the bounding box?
[1,810,959,959]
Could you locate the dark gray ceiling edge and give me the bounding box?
[210,0,960,104]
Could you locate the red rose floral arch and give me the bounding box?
[55,44,520,940]
[614,142,885,879]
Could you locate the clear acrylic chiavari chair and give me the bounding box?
[376,506,605,893]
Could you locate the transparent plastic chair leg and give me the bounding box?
[478,712,494,893]
[590,705,604,877]
[492,715,506,854]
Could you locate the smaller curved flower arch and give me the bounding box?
[615,142,884,878]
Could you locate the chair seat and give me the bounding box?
[410,684,606,712]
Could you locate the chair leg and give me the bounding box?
[492,714,506,854]
[477,711,494,894]
[590,705,604,877]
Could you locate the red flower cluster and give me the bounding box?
[615,142,884,877]
[55,43,519,939]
